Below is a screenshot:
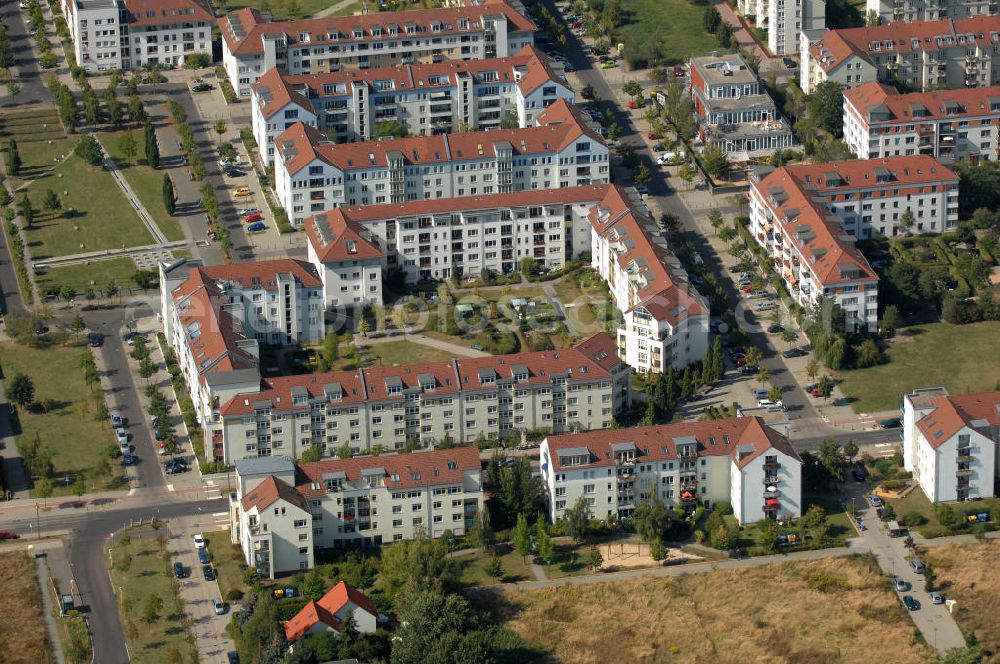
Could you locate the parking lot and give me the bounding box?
[170,525,236,663]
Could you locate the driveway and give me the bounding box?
[170,526,235,663]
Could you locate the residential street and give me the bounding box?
[0,1,50,106]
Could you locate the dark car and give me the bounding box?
[766,324,784,334]
[782,348,808,358]
[903,595,920,611]
[192,83,213,92]
[87,332,103,347]
[739,365,757,375]
[227,653,240,664]
[203,565,216,581]
[173,562,187,579]
[198,548,211,565]
[879,417,903,429]
[852,466,867,482]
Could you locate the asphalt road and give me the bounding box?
[0,1,51,106]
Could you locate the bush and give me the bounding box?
[226,588,244,602]
[184,53,211,69]
[74,136,103,166]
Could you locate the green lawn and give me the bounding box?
[0,110,75,178]
[35,257,138,294]
[453,546,533,587]
[614,0,718,66]
[108,529,199,664]
[216,0,347,19]
[837,322,1000,413]
[98,131,186,242]
[364,339,460,367]
[0,340,125,494]
[887,489,1000,538]
[23,153,155,259]
[204,531,249,602]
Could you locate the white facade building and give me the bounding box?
[62,0,214,72]
[220,1,536,99]
[251,46,573,166]
[844,82,1000,163]
[273,99,609,226]
[229,449,485,576]
[902,388,1000,503]
[540,417,802,525]
[865,0,995,25]
[737,0,825,56]
[589,187,710,373]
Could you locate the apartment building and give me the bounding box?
[213,332,630,463]
[229,449,485,576]
[844,82,1000,162]
[902,388,1000,503]
[251,46,573,165]
[540,417,803,525]
[305,185,610,291]
[62,0,214,73]
[737,0,825,56]
[748,164,880,329]
[589,186,711,373]
[801,16,1000,93]
[865,0,996,25]
[690,54,797,158]
[273,99,609,226]
[220,1,536,98]
[158,259,326,452]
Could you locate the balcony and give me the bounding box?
[763,475,778,486]
[763,461,781,471]
[956,467,973,477]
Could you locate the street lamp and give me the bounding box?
[35,503,40,540]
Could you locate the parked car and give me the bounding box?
[213,598,227,615]
[753,389,769,400]
[656,150,686,165]
[233,187,252,196]
[111,410,124,427]
[227,653,240,664]
[88,332,103,347]
[122,452,135,466]
[115,429,129,446]
[673,65,686,76]
[652,143,665,152]
[173,562,187,579]
[930,592,944,605]
[869,495,883,508]
[0,530,19,540]
[627,99,639,109]
[198,548,211,565]
[247,222,267,232]
[894,577,909,592]
[238,208,259,216]
[739,365,757,375]
[903,595,920,611]
[767,324,784,334]
[223,168,245,178]
[852,466,867,482]
[194,533,206,549]
[243,213,263,223]
[879,417,903,429]
[191,83,213,92]
[746,289,769,299]
[910,559,925,574]
[782,348,808,358]
[757,399,784,409]
[753,301,778,312]
[600,60,617,69]
[203,565,216,581]
[164,462,185,475]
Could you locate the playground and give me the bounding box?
[598,540,694,571]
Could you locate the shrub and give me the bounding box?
[184,52,211,69]
[226,588,244,602]
[74,136,103,166]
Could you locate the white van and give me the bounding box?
[657,150,686,165]
[757,398,784,409]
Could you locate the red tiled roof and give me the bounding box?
[844,82,1000,125]
[275,99,601,176]
[318,581,378,619]
[572,332,626,374]
[240,475,310,513]
[295,446,481,496]
[305,211,384,263]
[917,390,1000,448]
[813,16,1000,72]
[544,416,800,472]
[778,155,958,191]
[126,0,214,27]
[752,167,879,286]
[284,600,340,643]
[253,46,565,120]
[218,333,619,416]
[221,1,535,57]
[589,186,709,326]
[200,259,322,290]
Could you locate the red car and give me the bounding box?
[243,213,263,223]
[647,131,662,140]
[673,66,686,77]
[736,357,747,367]
[627,99,638,109]
[0,530,19,540]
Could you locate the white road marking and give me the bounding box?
[212,512,228,518]
[874,443,892,448]
[166,484,174,492]
[128,488,138,496]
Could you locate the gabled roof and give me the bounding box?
[305,211,384,264]
[240,475,310,513]
[844,82,1000,125]
[283,581,377,643]
[544,416,800,472]
[318,581,378,618]
[917,390,1000,448]
[777,155,958,192]
[125,0,213,27]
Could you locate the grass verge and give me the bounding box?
[0,551,56,664]
[0,340,125,494]
[615,0,718,66]
[490,556,932,663]
[204,530,249,602]
[837,321,1000,413]
[108,528,199,664]
[361,339,458,367]
[35,257,138,294]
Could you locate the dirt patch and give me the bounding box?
[0,552,56,664]
[598,541,693,571]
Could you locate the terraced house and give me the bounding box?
[229,450,485,576]
[251,46,573,166]
[158,259,327,459]
[62,0,214,72]
[843,82,1000,162]
[800,16,1000,93]
[748,162,881,329]
[220,1,536,98]
[214,332,630,463]
[902,388,1000,503]
[540,417,803,525]
[273,99,609,226]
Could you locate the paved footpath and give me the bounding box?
[36,554,67,664]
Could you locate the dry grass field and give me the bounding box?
[923,541,1000,662]
[491,556,933,664]
[0,552,56,664]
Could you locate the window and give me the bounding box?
[293,519,307,528]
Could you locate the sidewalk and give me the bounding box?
[36,554,67,664]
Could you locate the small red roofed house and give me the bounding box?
[284,581,378,644]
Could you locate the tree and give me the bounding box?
[898,209,916,234]
[6,372,35,409]
[817,438,847,482]
[756,366,771,387]
[300,445,323,463]
[104,87,124,127]
[499,110,519,129]
[701,144,730,179]
[816,374,834,400]
[72,474,86,498]
[710,525,737,550]
[842,441,859,464]
[358,318,371,337]
[512,513,531,562]
[678,163,697,190]
[74,135,104,167]
[800,504,827,530]
[633,500,673,543]
[767,385,782,403]
[70,314,86,337]
[744,347,763,369]
[303,570,326,601]
[585,547,603,571]
[372,120,409,139]
[805,358,820,382]
[34,477,53,505]
[562,496,591,542]
[756,518,781,553]
[335,442,353,459]
[633,162,652,186]
[16,192,32,228]
[143,593,163,625]
[923,563,937,592]
[162,174,175,215]
[607,122,622,142]
[622,80,643,98]
[707,209,724,235]
[6,138,21,176]
[649,537,666,562]
[880,304,900,337]
[485,553,504,581]
[144,121,159,168]
[128,93,145,124]
[118,129,138,165]
[42,189,61,212]
[468,507,494,551]
[703,6,722,32]
[535,515,554,565]
[212,118,227,147]
[808,81,846,137]
[866,8,880,25]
